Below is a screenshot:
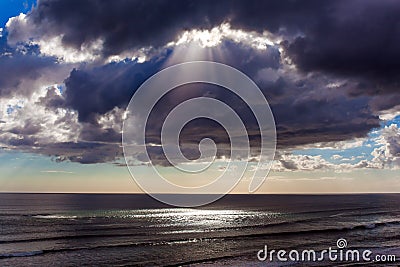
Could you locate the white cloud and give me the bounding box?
[174,23,279,49]
[271,123,399,172]
[0,84,81,147]
[326,82,344,89]
[36,35,104,63]
[378,105,400,121]
[96,106,125,134]
[272,148,390,172]
[331,154,343,160]
[6,13,104,63]
[106,47,150,63]
[298,138,366,150]
[5,13,35,45]
[370,124,400,169]
[271,153,334,171]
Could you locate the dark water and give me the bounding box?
[0,194,399,266]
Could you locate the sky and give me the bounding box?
[0,0,399,193]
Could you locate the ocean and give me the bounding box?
[0,194,399,266]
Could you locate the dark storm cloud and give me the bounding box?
[279,158,298,170]
[44,142,122,164]
[283,0,400,95]
[167,43,381,149]
[272,94,380,148]
[80,124,121,144]
[62,41,280,122]
[1,139,122,164]
[64,56,167,122]
[11,0,398,93]
[7,135,37,146]
[12,0,324,57]
[61,42,281,147]
[59,39,381,160]
[26,0,228,57]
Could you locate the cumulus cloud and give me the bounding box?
[272,152,334,172]
[0,82,124,164]
[272,150,380,172]
[377,105,400,121]
[370,124,400,169]
[331,154,343,160]
[5,13,36,45]
[0,85,80,144]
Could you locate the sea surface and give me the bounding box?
[0,194,399,266]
